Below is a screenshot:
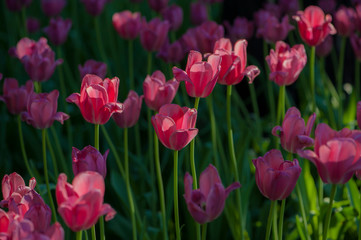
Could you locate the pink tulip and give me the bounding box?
[72,146,109,178]
[9,38,35,60]
[161,4,183,31]
[152,104,198,150]
[316,35,333,57]
[0,78,33,115]
[334,6,357,37]
[253,149,301,200]
[256,14,294,43]
[184,164,240,224]
[80,0,107,16]
[78,59,107,79]
[190,2,208,26]
[148,0,168,12]
[173,50,221,98]
[157,39,185,64]
[23,196,52,232]
[140,17,170,52]
[112,90,143,128]
[357,102,361,129]
[266,41,307,86]
[56,171,116,232]
[272,107,316,153]
[299,123,361,184]
[213,38,260,85]
[26,17,40,34]
[112,11,142,40]
[22,90,69,129]
[195,21,224,54]
[5,0,32,12]
[293,6,336,46]
[350,34,361,61]
[66,74,123,125]
[224,17,254,43]
[44,17,72,46]
[41,0,66,17]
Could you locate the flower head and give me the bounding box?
[112,90,143,128]
[72,146,109,178]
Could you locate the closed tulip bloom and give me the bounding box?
[80,0,107,16]
[173,51,221,98]
[256,15,294,43]
[184,164,240,224]
[316,35,333,57]
[224,17,254,43]
[143,71,179,112]
[152,104,198,150]
[112,90,143,128]
[266,41,307,86]
[357,102,361,129]
[253,149,301,200]
[272,107,316,153]
[157,40,185,64]
[56,171,116,232]
[0,78,33,115]
[293,6,336,46]
[22,90,69,129]
[66,74,123,125]
[78,59,107,79]
[180,28,200,53]
[72,146,109,178]
[334,6,357,37]
[195,21,224,54]
[350,34,361,61]
[41,0,66,17]
[161,5,183,31]
[5,0,32,12]
[44,17,72,46]
[299,123,361,184]
[213,38,260,85]
[148,0,168,12]
[112,11,142,40]
[140,17,170,52]
[190,2,208,26]
[26,17,40,34]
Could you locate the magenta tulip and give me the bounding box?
[112,90,143,128]
[184,164,240,224]
[112,11,142,40]
[256,13,294,43]
[195,21,224,54]
[190,2,208,26]
[5,0,32,12]
[157,39,185,64]
[334,6,357,37]
[161,4,183,31]
[140,17,170,52]
[316,35,333,57]
[253,149,301,200]
[80,0,107,16]
[78,59,107,79]
[72,146,109,178]
[224,17,254,43]
[41,0,66,17]
[26,17,40,34]
[44,17,72,46]
[148,0,168,12]
[350,34,361,61]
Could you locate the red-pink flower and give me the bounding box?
[173,51,221,98]
[112,90,143,128]
[316,35,333,57]
[0,78,33,115]
[148,0,168,12]
[350,34,361,61]
[140,17,170,52]
[334,6,357,36]
[213,38,260,85]
[161,4,183,31]
[72,146,108,178]
[272,107,316,153]
[66,74,123,125]
[80,0,107,16]
[44,17,72,46]
[78,59,107,79]
[41,0,66,17]
[253,149,301,200]
[152,104,198,151]
[184,164,240,224]
[56,171,116,232]
[293,5,336,46]
[22,90,69,129]
[190,2,208,26]
[112,11,142,40]
[299,123,361,184]
[266,41,307,86]
[224,17,254,43]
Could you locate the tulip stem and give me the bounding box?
[154,130,168,240]
[91,226,96,240]
[148,109,157,223]
[42,129,57,223]
[226,85,243,240]
[124,128,137,240]
[296,183,311,240]
[277,85,286,124]
[266,201,276,240]
[34,81,42,93]
[95,124,99,150]
[17,115,34,179]
[278,199,285,240]
[173,150,181,240]
[272,201,279,240]
[359,187,361,240]
[323,184,337,240]
[310,46,316,113]
[207,95,220,167]
[99,216,105,240]
[337,37,346,128]
[202,224,207,240]
[46,132,59,178]
[263,40,276,124]
[76,231,83,240]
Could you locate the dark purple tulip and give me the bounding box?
[41,0,66,17]
[190,2,208,26]
[81,0,107,16]
[78,59,107,79]
[44,17,72,46]
[161,4,183,31]
[140,17,170,52]
[112,90,143,128]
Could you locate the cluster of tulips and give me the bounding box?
[2,0,361,239]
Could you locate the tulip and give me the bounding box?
[26,17,40,34]
[213,38,260,85]
[334,6,357,37]
[41,0,66,17]
[143,71,179,112]
[195,21,224,54]
[293,5,336,46]
[148,0,168,12]
[161,4,183,31]
[0,78,33,115]
[224,17,254,43]
[22,90,69,129]
[23,197,52,232]
[279,0,299,15]
[180,28,200,53]
[9,37,35,60]
[299,123,361,184]
[44,17,72,46]
[112,11,142,40]
[272,107,316,153]
[112,90,143,128]
[253,149,301,200]
[184,164,240,224]
[157,39,185,63]
[140,17,170,52]
[190,2,208,26]
[66,74,123,125]
[173,50,221,98]
[256,14,294,43]
[316,35,333,57]
[56,171,116,232]
[5,0,32,12]
[358,102,361,129]
[72,146,109,178]
[80,0,107,16]
[350,34,361,61]
[318,0,336,14]
[265,41,307,86]
[152,104,198,150]
[78,59,107,79]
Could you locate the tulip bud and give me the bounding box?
[190,2,208,26]
[72,146,108,178]
[140,17,170,52]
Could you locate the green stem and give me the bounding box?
[124,128,137,240]
[42,129,57,222]
[148,109,157,222]
[277,85,286,124]
[34,81,42,93]
[174,150,181,240]
[356,60,360,105]
[266,201,276,240]
[318,177,324,235]
[310,46,316,113]
[94,124,99,150]
[278,199,285,240]
[154,130,168,240]
[296,183,310,240]
[46,133,58,178]
[264,40,275,124]
[76,231,83,240]
[128,40,134,90]
[91,225,96,240]
[226,85,243,240]
[17,116,34,178]
[207,95,219,167]
[272,201,279,240]
[323,184,337,240]
[99,216,105,240]
[337,37,346,128]
[94,17,108,67]
[147,52,152,75]
[202,224,207,240]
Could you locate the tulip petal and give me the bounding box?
[199,164,222,198]
[183,172,193,201]
[54,112,69,125]
[243,65,260,83]
[205,183,226,221]
[100,203,116,221]
[185,50,203,74]
[66,93,81,107]
[169,128,198,150]
[272,126,283,137]
[72,171,105,198]
[225,182,241,197]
